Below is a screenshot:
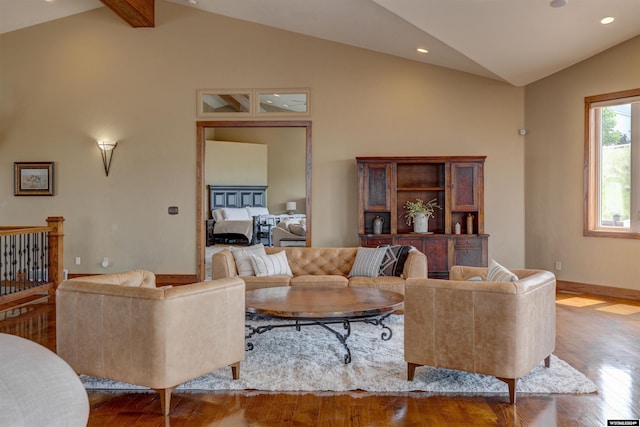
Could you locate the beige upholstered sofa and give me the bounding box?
[212,246,427,294]
[56,270,245,415]
[404,265,556,404]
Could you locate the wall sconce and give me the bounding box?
[286,201,297,215]
[97,140,117,176]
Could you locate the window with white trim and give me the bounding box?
[585,89,640,238]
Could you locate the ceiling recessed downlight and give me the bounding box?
[417,48,428,54]
[601,17,615,24]
[549,0,567,8]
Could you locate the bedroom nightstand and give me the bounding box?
[206,219,215,246]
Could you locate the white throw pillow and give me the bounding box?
[230,244,266,276]
[486,259,518,282]
[211,209,225,222]
[250,251,293,277]
[221,208,250,220]
[348,247,387,278]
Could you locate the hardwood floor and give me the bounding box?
[1,292,638,426]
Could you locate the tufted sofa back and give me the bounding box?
[265,247,357,276]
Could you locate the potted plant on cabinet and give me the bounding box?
[404,198,441,233]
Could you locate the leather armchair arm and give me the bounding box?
[402,250,428,279]
[211,249,238,279]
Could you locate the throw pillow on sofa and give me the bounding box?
[348,247,387,278]
[230,244,266,276]
[486,259,518,282]
[250,251,293,277]
[378,245,413,277]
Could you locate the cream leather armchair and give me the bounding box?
[56,270,245,415]
[404,265,556,404]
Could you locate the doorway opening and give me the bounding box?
[195,120,312,281]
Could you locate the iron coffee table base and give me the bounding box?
[245,312,395,364]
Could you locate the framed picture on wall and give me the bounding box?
[14,162,55,196]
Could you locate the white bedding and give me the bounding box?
[213,220,254,241]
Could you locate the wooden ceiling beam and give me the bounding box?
[99,0,155,28]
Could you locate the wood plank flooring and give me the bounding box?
[1,291,638,426]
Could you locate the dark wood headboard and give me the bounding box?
[207,185,268,214]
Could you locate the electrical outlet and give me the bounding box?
[75,257,81,265]
[555,261,562,271]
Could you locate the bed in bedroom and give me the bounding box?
[206,185,268,246]
[206,185,307,246]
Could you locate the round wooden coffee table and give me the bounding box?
[245,287,404,364]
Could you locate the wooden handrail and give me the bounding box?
[0,216,65,305]
[0,226,55,236]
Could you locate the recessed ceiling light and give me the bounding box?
[601,16,615,24]
[417,48,428,54]
[549,0,567,8]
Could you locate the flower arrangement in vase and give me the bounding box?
[404,198,441,233]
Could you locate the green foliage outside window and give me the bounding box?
[600,107,631,223]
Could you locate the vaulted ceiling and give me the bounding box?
[2,0,639,86]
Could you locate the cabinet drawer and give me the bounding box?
[454,237,482,248]
[396,237,424,252]
[360,236,394,247]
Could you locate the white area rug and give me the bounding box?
[81,315,597,397]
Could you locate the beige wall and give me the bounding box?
[212,127,306,215]
[0,1,525,275]
[205,140,267,188]
[525,35,640,292]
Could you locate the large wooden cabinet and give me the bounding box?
[357,156,488,278]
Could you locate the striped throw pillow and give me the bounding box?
[230,244,266,277]
[486,259,518,282]
[348,247,387,278]
[250,250,293,277]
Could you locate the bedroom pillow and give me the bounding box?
[348,247,387,278]
[230,244,266,276]
[250,251,293,277]
[211,209,225,222]
[246,206,269,217]
[221,208,250,220]
[486,259,518,282]
[378,245,412,277]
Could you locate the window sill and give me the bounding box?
[584,229,640,239]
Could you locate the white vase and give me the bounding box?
[413,213,428,233]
